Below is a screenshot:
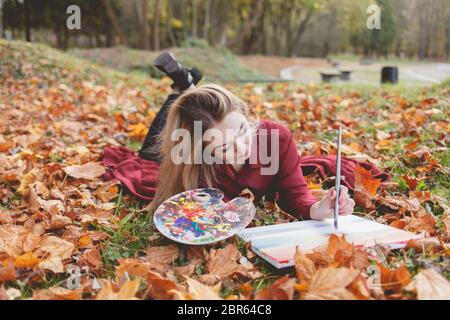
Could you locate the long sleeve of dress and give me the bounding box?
[275,125,318,219]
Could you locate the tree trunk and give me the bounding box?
[0,0,3,38]
[446,5,450,59]
[106,26,113,46]
[228,0,263,50]
[214,0,231,47]
[286,9,314,56]
[140,0,149,49]
[167,0,176,46]
[192,0,198,38]
[134,0,149,49]
[55,25,63,48]
[203,0,211,41]
[101,0,128,46]
[151,0,160,50]
[62,25,69,50]
[23,0,31,42]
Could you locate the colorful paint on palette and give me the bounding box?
[238,215,422,268]
[154,188,255,245]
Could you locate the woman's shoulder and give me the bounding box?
[257,119,293,140]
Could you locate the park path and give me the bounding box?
[279,61,450,85]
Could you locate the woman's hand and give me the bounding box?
[309,186,355,221]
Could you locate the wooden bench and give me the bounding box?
[320,70,341,83]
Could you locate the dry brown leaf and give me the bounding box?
[174,263,197,279]
[405,268,450,300]
[32,287,82,300]
[306,234,369,270]
[145,244,179,265]
[171,277,222,300]
[377,263,411,293]
[201,244,256,285]
[79,247,102,271]
[63,162,105,180]
[354,164,382,209]
[29,186,65,215]
[406,212,437,235]
[96,279,141,300]
[147,271,180,300]
[255,275,296,300]
[444,214,450,239]
[303,267,359,300]
[0,259,16,282]
[16,168,41,196]
[38,236,74,261]
[38,256,64,273]
[294,246,317,282]
[0,225,30,258]
[45,215,73,230]
[115,258,151,282]
[206,244,241,275]
[405,237,443,254]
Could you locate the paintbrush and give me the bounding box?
[334,126,343,232]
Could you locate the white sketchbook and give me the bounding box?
[237,215,422,268]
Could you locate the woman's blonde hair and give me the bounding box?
[148,84,257,214]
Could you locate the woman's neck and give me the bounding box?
[231,163,245,173]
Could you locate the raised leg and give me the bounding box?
[138,93,180,162]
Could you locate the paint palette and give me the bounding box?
[237,215,422,268]
[153,188,256,245]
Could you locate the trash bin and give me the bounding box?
[381,66,398,84]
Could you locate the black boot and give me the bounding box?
[154,52,203,91]
[188,67,203,86]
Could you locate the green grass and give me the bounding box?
[96,189,154,277]
[70,41,274,83]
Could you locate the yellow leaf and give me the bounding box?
[14,252,41,268]
[16,168,40,196]
[128,123,148,138]
[78,235,93,248]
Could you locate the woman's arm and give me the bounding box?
[275,126,318,219]
[274,125,355,220]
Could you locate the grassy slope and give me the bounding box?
[70,44,275,83]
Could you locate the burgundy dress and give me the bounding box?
[102,120,389,219]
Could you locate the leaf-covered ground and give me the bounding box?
[0,40,449,300]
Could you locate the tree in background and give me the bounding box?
[351,0,396,58]
[151,0,160,50]
[0,0,3,38]
[0,0,449,60]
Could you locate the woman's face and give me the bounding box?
[204,110,253,165]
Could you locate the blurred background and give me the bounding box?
[1,0,449,85]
